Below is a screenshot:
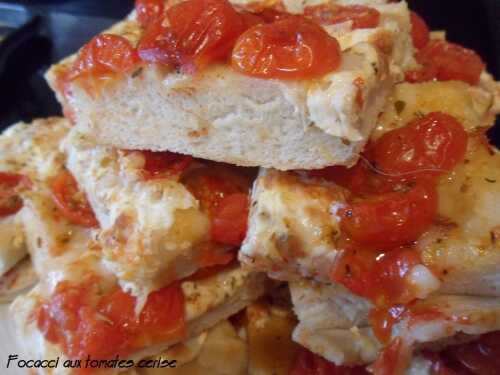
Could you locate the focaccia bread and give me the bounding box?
[46,0,416,170]
[290,280,500,368]
[0,118,70,278]
[62,128,255,302]
[11,260,267,375]
[240,81,500,297]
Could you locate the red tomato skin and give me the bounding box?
[0,172,32,217]
[68,34,139,82]
[339,182,438,250]
[211,193,249,246]
[139,150,193,179]
[417,40,485,85]
[168,0,246,72]
[232,17,341,80]
[372,112,468,184]
[304,4,380,29]
[36,280,185,360]
[137,19,181,67]
[410,11,430,49]
[136,0,165,27]
[51,170,99,228]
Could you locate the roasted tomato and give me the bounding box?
[211,193,249,246]
[339,182,438,250]
[331,247,421,306]
[68,34,139,82]
[51,170,98,228]
[139,150,193,179]
[415,40,485,85]
[290,347,369,375]
[304,4,380,29]
[136,0,165,27]
[409,11,430,49]
[372,112,468,184]
[138,0,247,72]
[0,172,31,217]
[37,279,185,360]
[232,16,341,79]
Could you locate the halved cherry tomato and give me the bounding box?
[169,0,246,72]
[410,11,430,49]
[304,4,380,29]
[137,19,181,67]
[0,172,32,217]
[372,112,468,184]
[211,193,249,246]
[139,150,193,179]
[416,40,485,85]
[138,0,246,72]
[37,279,185,360]
[232,16,341,79]
[68,34,139,81]
[183,168,247,216]
[331,247,421,305]
[339,182,438,250]
[290,347,369,375]
[136,0,165,27]
[51,170,98,228]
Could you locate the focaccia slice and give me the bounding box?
[11,262,267,375]
[46,0,414,170]
[0,118,70,278]
[290,280,500,368]
[62,128,254,301]
[241,81,500,297]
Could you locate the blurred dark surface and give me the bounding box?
[0,0,499,145]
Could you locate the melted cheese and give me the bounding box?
[240,169,347,282]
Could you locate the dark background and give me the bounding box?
[0,0,499,143]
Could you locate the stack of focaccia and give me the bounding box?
[1,0,499,373]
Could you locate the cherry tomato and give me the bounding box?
[304,4,380,29]
[136,0,165,27]
[331,247,420,306]
[137,19,181,67]
[68,34,139,81]
[183,168,248,216]
[168,0,246,72]
[410,11,430,49]
[372,112,468,183]
[37,279,186,360]
[339,182,438,249]
[0,172,31,217]
[417,40,485,85]
[139,150,193,179]
[187,245,236,281]
[51,170,99,228]
[290,347,369,375]
[211,193,249,246]
[240,11,266,28]
[232,17,341,79]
